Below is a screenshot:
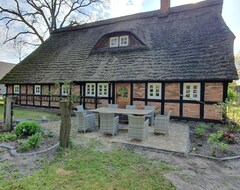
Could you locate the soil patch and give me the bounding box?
[188,122,240,158]
[56,168,77,176]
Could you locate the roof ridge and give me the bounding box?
[52,0,222,34]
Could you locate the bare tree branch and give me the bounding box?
[0,0,107,47]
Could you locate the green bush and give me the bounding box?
[18,132,42,151]
[194,124,206,138]
[15,120,42,137]
[227,88,236,101]
[208,131,228,157]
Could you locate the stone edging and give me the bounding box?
[112,142,240,161]
[112,142,188,155]
[189,153,240,161]
[0,143,59,157]
[1,141,240,161]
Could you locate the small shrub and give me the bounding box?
[208,130,239,144]
[221,132,239,144]
[208,131,228,157]
[0,133,17,142]
[194,124,206,138]
[41,129,55,137]
[18,132,42,151]
[227,88,236,101]
[15,120,42,137]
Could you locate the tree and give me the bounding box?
[235,52,240,70]
[0,0,108,46]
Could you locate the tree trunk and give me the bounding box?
[4,96,13,131]
[59,100,72,148]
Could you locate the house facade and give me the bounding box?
[1,0,238,122]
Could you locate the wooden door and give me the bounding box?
[115,83,130,108]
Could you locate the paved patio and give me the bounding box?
[72,118,190,154]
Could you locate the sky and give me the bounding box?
[0,0,239,64]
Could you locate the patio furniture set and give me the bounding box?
[74,104,171,141]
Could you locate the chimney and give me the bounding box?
[161,0,170,15]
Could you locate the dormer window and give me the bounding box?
[91,32,146,54]
[110,35,129,47]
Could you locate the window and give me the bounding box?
[14,85,20,94]
[62,86,70,96]
[110,35,129,47]
[86,83,96,96]
[119,35,129,46]
[110,37,118,47]
[117,86,128,98]
[148,83,161,99]
[34,85,41,95]
[98,83,108,97]
[183,83,200,100]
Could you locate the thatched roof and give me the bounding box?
[1,0,238,84]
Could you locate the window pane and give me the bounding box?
[110,37,118,47]
[120,36,129,46]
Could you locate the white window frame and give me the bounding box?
[183,83,200,101]
[119,35,129,46]
[109,37,118,47]
[148,83,161,99]
[14,85,20,94]
[34,85,41,95]
[86,83,96,97]
[62,85,70,96]
[98,83,108,97]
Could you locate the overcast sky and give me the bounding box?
[0,0,239,64]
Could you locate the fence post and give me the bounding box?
[4,96,13,131]
[59,100,72,148]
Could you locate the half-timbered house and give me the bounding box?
[1,0,238,122]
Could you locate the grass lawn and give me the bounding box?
[0,141,175,190]
[0,106,60,121]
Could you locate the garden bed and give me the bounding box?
[0,120,58,154]
[189,122,240,158]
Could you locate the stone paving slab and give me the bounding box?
[72,118,190,153]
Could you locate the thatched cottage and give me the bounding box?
[1,0,238,122]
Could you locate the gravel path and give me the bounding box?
[134,149,240,190]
